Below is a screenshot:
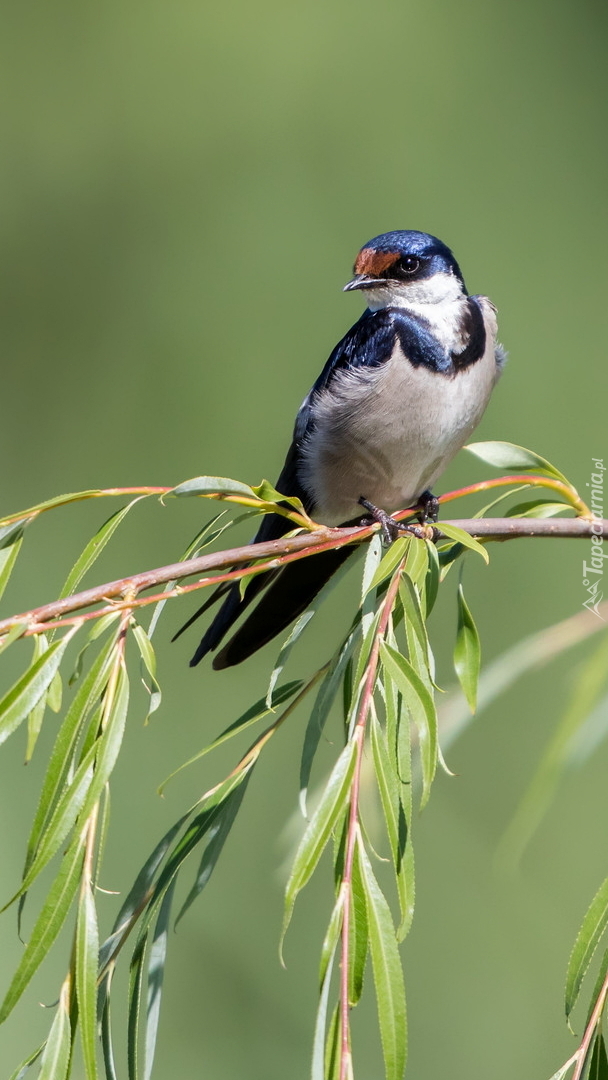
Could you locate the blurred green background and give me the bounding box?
[1,0,607,1076]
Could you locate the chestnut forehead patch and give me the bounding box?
[354,248,401,276]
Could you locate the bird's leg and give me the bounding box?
[358,497,428,543]
[416,489,439,524]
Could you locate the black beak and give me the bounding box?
[343,274,387,292]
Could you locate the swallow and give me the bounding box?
[177,230,505,669]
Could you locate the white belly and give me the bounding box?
[299,335,499,524]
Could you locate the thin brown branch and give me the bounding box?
[339,567,404,1080]
[0,516,606,636]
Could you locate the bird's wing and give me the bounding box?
[185,308,413,669]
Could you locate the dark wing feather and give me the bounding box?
[185,308,399,668]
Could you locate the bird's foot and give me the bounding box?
[358,497,429,544]
[415,489,439,524]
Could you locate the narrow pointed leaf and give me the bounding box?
[398,574,431,678]
[128,937,147,1080]
[25,635,50,763]
[24,633,116,882]
[99,813,190,977]
[319,888,345,988]
[300,633,357,817]
[0,530,24,603]
[59,500,144,601]
[266,611,316,708]
[101,991,119,1080]
[588,1032,608,1080]
[76,883,100,1080]
[370,711,413,941]
[506,499,571,518]
[132,624,162,719]
[379,643,437,807]
[566,875,608,1017]
[359,842,407,1080]
[312,948,337,1080]
[175,775,251,926]
[438,523,489,564]
[250,479,307,514]
[7,1043,45,1080]
[39,994,71,1080]
[172,476,256,498]
[0,622,28,656]
[348,842,369,1006]
[0,835,85,1022]
[0,636,71,748]
[144,878,176,1080]
[283,739,357,945]
[365,537,411,595]
[454,584,481,713]
[465,440,568,482]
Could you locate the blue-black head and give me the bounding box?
[344,230,467,299]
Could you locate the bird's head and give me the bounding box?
[344,230,468,310]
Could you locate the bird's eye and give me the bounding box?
[399,256,420,275]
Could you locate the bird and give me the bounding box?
[177,229,505,669]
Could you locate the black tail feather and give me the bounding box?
[212,545,355,669]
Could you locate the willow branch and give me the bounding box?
[0,516,606,636]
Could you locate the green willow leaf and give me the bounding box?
[151,769,254,920]
[437,523,489,564]
[0,835,85,1022]
[365,537,411,596]
[300,632,357,817]
[324,1003,341,1080]
[79,664,129,822]
[101,991,119,1080]
[0,530,24,603]
[13,660,129,906]
[348,839,369,1006]
[7,1043,45,1080]
[76,883,100,1080]
[0,490,104,525]
[423,540,441,614]
[128,937,147,1080]
[465,440,568,483]
[379,643,437,808]
[566,875,608,1018]
[0,622,28,656]
[588,1032,608,1080]
[358,842,407,1080]
[59,499,145,602]
[132,623,162,719]
[38,995,71,1080]
[404,537,428,590]
[283,739,357,948]
[398,574,431,679]
[23,633,116,884]
[454,584,481,713]
[312,948,337,1080]
[370,711,413,941]
[99,814,190,979]
[25,635,51,763]
[250,479,307,513]
[506,499,571,519]
[319,888,345,989]
[266,611,316,708]
[144,878,177,1080]
[0,635,71,748]
[175,775,251,926]
[171,476,256,498]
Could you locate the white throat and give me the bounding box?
[363,271,469,351]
